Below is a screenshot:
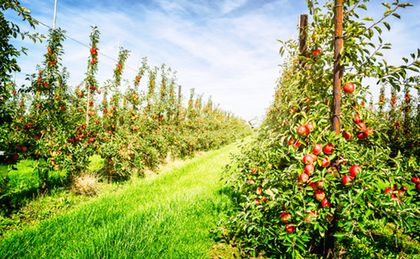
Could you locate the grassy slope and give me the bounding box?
[0,144,237,258]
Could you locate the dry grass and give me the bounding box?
[71,174,99,196]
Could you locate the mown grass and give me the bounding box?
[0,144,237,258]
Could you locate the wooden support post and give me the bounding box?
[332,0,343,134]
[299,14,308,58]
[86,83,90,128]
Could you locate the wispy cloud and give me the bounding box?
[7,0,420,121]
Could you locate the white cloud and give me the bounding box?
[9,0,420,121]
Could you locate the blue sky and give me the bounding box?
[7,0,420,121]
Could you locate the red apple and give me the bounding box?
[312,143,322,155]
[302,154,314,165]
[309,182,318,190]
[316,181,325,189]
[255,198,260,205]
[353,113,362,124]
[280,212,292,223]
[412,176,420,184]
[299,173,309,183]
[297,125,308,135]
[321,199,330,208]
[321,157,330,167]
[288,139,294,145]
[383,187,392,194]
[262,197,269,203]
[343,82,355,94]
[256,186,263,195]
[342,131,352,140]
[349,165,361,178]
[285,224,295,233]
[323,143,334,155]
[304,164,314,175]
[305,123,314,133]
[357,132,368,140]
[342,175,353,186]
[90,47,97,56]
[312,48,322,57]
[293,140,302,148]
[315,190,325,202]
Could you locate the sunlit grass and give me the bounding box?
[0,144,237,258]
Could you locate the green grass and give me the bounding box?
[0,144,238,258]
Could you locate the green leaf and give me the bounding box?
[383,22,391,31]
[392,13,401,19]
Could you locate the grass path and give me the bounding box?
[0,144,238,258]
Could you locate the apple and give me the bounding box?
[412,176,420,184]
[383,188,392,194]
[11,153,19,162]
[285,224,296,233]
[297,125,308,135]
[323,143,334,155]
[288,139,294,145]
[321,157,330,167]
[304,164,314,175]
[90,47,97,56]
[309,182,318,190]
[299,173,309,183]
[293,140,302,148]
[255,198,260,205]
[21,146,28,153]
[417,183,420,190]
[343,82,355,93]
[280,212,292,223]
[316,181,325,189]
[349,165,361,178]
[397,189,404,196]
[312,48,322,57]
[312,143,322,155]
[315,190,325,202]
[262,197,269,203]
[353,113,362,124]
[342,175,353,186]
[321,199,330,208]
[342,131,352,140]
[400,185,408,191]
[357,132,368,140]
[305,123,314,133]
[302,154,314,165]
[251,167,258,174]
[91,58,97,65]
[256,186,263,195]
